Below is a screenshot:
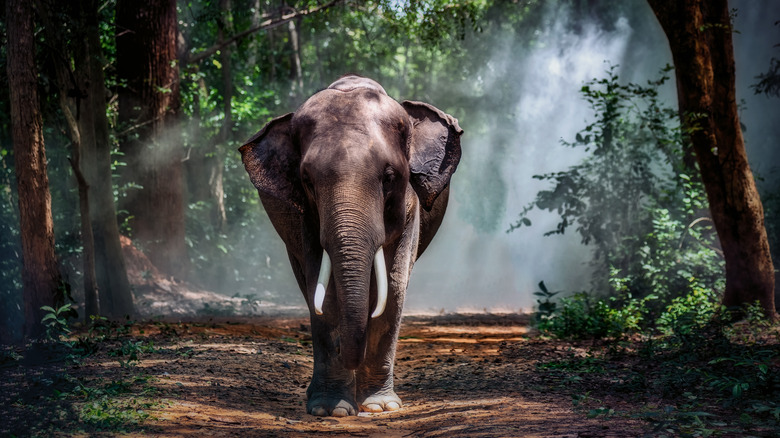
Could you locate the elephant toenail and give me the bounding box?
[310,406,327,416]
[362,403,383,413]
[386,402,400,411]
[332,407,350,417]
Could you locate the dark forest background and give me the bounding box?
[1,0,779,342]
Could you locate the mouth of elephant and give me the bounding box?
[313,247,387,319]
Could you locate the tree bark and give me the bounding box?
[214,0,231,232]
[288,17,304,97]
[68,155,99,318]
[647,0,776,316]
[83,2,135,318]
[116,0,189,279]
[37,0,99,319]
[38,0,135,319]
[246,0,264,66]
[6,0,64,338]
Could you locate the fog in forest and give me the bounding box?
[225,0,779,315]
[407,1,669,313]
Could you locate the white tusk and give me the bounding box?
[314,250,331,315]
[371,247,388,318]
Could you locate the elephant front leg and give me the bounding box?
[357,200,418,413]
[356,318,403,413]
[307,316,358,417]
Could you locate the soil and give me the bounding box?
[5,239,775,436]
[1,314,651,437]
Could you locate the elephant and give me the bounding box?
[239,75,462,417]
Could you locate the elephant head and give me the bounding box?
[240,75,461,369]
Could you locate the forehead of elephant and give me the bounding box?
[293,88,409,169]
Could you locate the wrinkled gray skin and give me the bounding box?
[240,75,462,417]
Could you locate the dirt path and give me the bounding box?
[2,315,646,437]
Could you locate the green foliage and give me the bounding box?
[535,284,726,342]
[533,281,559,323]
[513,66,724,324]
[41,304,74,341]
[537,291,650,339]
[72,374,163,430]
[535,301,780,436]
[655,286,722,336]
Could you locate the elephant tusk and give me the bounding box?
[314,250,331,315]
[371,247,388,318]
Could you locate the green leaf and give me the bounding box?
[58,303,73,312]
[538,281,548,293]
[40,306,56,313]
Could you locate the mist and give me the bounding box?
[224,1,779,316]
[407,2,669,313]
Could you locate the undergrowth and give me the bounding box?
[1,307,164,436]
[533,287,780,436]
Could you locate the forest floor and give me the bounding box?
[4,240,779,436]
[4,311,779,437]
[0,314,635,437]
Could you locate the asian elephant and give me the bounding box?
[239,75,462,417]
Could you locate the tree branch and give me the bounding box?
[186,0,344,65]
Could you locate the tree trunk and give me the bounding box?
[647,0,776,317]
[269,27,277,83]
[247,0,263,66]
[37,0,99,319]
[69,156,99,319]
[38,0,135,319]
[288,17,304,96]
[214,0,231,232]
[6,0,64,338]
[116,0,189,279]
[83,2,135,318]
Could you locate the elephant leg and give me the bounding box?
[307,311,358,416]
[357,201,419,413]
[356,309,403,412]
[293,247,358,417]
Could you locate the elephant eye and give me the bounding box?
[382,166,396,195]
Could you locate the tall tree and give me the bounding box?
[38,0,135,318]
[82,1,135,317]
[116,0,189,279]
[6,0,65,337]
[647,0,776,316]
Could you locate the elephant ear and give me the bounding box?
[238,113,305,214]
[402,101,463,211]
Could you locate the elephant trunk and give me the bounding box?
[320,197,383,370]
[332,238,373,370]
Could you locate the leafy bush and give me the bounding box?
[655,285,722,336]
[537,291,650,339]
[512,65,725,309]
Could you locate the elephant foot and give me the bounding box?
[359,391,402,413]
[307,394,358,417]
